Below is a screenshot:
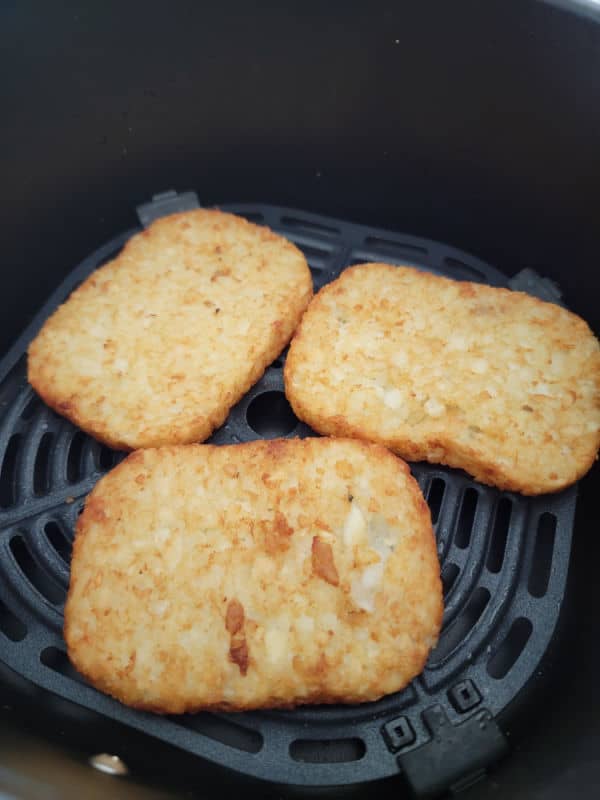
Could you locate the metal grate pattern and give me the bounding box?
[0,203,576,789]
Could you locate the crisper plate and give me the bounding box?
[0,194,575,795]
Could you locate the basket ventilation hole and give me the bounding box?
[455,488,479,549]
[297,243,332,269]
[364,236,428,259]
[99,445,118,471]
[528,513,556,597]
[67,431,87,482]
[290,738,366,763]
[432,586,491,662]
[40,646,86,684]
[487,498,512,573]
[427,478,446,525]
[21,394,40,421]
[0,433,21,508]
[441,562,460,597]
[246,391,297,438]
[33,432,54,495]
[44,521,72,563]
[0,597,27,642]
[443,257,485,282]
[10,535,65,605]
[176,714,263,754]
[280,215,340,238]
[487,617,533,679]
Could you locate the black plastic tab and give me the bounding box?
[136,189,200,227]
[508,267,564,306]
[398,705,508,798]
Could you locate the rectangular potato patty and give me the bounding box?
[284,264,600,495]
[64,438,442,713]
[28,209,312,450]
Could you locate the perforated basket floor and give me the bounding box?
[0,198,576,794]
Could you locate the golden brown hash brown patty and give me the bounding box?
[284,264,600,495]
[27,209,312,450]
[64,438,442,713]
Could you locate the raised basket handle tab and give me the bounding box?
[398,705,508,797]
[508,268,564,306]
[136,190,200,228]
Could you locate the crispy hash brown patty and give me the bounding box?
[64,438,442,713]
[27,209,312,450]
[285,264,600,495]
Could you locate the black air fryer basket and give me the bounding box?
[1,2,599,799]
[0,192,583,796]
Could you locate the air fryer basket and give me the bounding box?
[0,193,580,796]
[2,2,600,798]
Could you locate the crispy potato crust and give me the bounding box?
[64,438,442,713]
[285,264,600,495]
[28,210,312,449]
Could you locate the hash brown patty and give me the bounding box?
[28,209,312,449]
[64,438,442,713]
[284,264,600,495]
